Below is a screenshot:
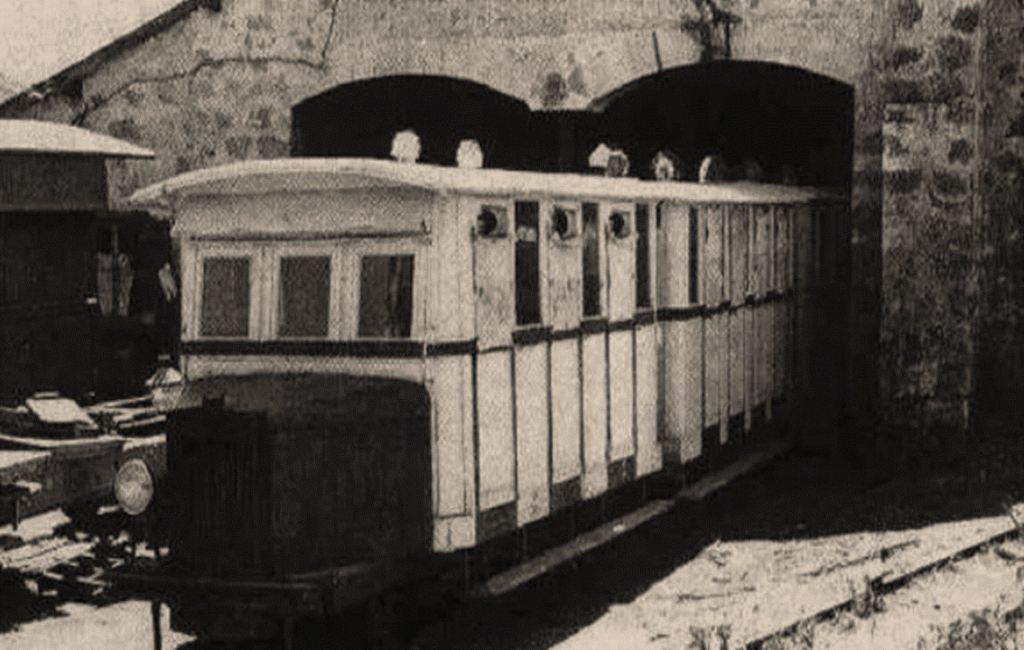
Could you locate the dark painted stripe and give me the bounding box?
[704,301,732,316]
[426,340,477,356]
[656,306,703,322]
[607,318,635,333]
[477,344,513,354]
[476,501,517,543]
[580,318,608,335]
[607,456,636,491]
[182,339,426,357]
[549,476,581,513]
[512,326,551,346]
[550,328,581,342]
[634,310,656,326]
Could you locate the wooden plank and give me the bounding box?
[680,318,703,462]
[607,330,634,462]
[634,324,660,477]
[515,344,550,526]
[677,439,790,501]
[550,338,581,483]
[468,498,675,598]
[581,332,608,499]
[476,351,515,510]
[431,356,468,518]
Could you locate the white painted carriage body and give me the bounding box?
[131,157,844,555]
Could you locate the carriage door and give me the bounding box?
[471,202,517,536]
[605,204,636,490]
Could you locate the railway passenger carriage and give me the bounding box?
[120,156,847,644]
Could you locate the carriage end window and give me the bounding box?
[582,202,602,317]
[635,203,651,309]
[358,255,414,338]
[279,256,330,338]
[201,257,250,337]
[515,201,541,326]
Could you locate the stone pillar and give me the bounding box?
[880,102,978,471]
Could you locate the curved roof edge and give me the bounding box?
[0,119,155,158]
[128,157,847,211]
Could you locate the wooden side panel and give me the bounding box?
[753,205,773,415]
[608,329,634,462]
[774,299,790,401]
[550,338,582,483]
[661,319,685,460]
[702,205,724,306]
[682,319,703,461]
[743,305,754,432]
[704,314,723,433]
[430,356,469,518]
[729,205,748,303]
[605,207,636,322]
[657,202,691,308]
[635,323,661,476]
[515,344,550,526]
[547,225,583,330]
[753,205,771,298]
[476,350,515,510]
[581,333,608,498]
[757,303,774,417]
[473,215,514,350]
[728,310,745,420]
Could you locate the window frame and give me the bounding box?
[266,242,343,340]
[193,243,263,341]
[345,239,423,341]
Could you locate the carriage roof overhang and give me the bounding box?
[0,119,155,158]
[128,157,846,212]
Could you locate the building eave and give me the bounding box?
[0,0,222,114]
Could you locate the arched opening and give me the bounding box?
[290,75,532,170]
[291,63,853,188]
[582,60,854,187]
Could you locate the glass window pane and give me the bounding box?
[515,201,541,326]
[635,203,650,309]
[582,202,601,317]
[201,257,250,337]
[278,256,330,338]
[358,255,414,338]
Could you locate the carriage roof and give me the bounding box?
[128,157,846,210]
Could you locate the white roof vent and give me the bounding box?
[457,139,484,169]
[391,129,421,163]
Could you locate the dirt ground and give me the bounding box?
[411,417,1024,650]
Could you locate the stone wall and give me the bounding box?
[874,0,985,471]
[978,0,1024,426]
